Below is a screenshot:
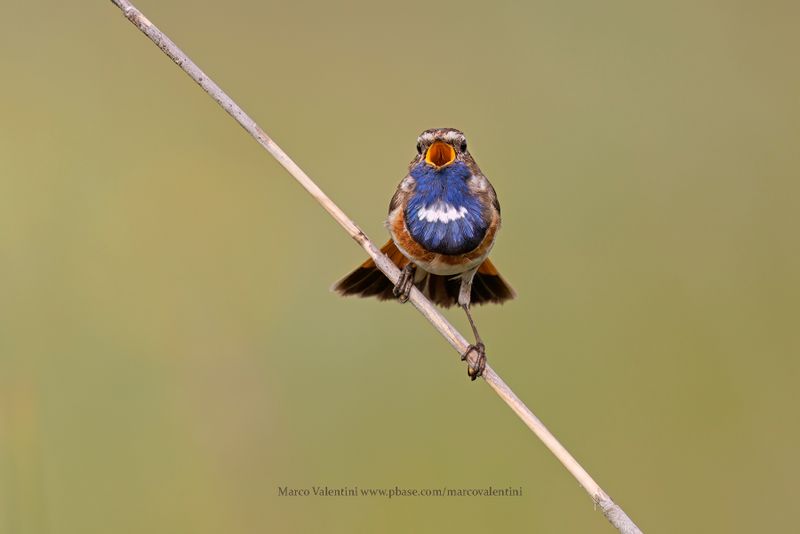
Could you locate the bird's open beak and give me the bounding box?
[425,141,456,168]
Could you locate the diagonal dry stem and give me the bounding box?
[108,2,643,532]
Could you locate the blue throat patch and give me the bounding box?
[405,161,488,255]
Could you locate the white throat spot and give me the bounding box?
[417,203,468,223]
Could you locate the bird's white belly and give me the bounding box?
[394,239,491,276]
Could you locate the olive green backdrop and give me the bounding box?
[2,1,798,532]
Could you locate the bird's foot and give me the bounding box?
[462,342,486,381]
[392,264,416,303]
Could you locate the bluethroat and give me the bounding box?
[334,128,515,379]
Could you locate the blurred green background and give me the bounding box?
[2,1,798,532]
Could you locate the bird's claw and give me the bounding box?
[462,342,486,381]
[392,264,416,303]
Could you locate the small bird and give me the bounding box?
[334,128,515,379]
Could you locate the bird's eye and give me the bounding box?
[459,141,467,152]
[416,142,423,154]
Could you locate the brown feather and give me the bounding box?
[333,240,406,299]
[333,242,516,307]
[477,258,500,275]
[471,259,516,304]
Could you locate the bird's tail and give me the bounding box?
[332,240,515,308]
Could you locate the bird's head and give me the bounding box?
[412,128,470,170]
